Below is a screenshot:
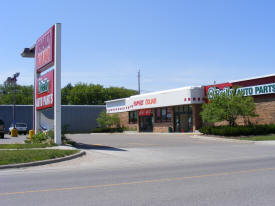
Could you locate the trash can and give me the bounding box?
[11,128,18,137]
[168,126,172,133]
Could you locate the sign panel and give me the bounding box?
[236,83,275,96]
[35,26,55,73]
[138,109,151,116]
[204,83,232,100]
[205,82,275,100]
[36,70,54,110]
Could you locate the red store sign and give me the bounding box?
[35,26,55,73]
[138,109,151,116]
[134,98,157,107]
[36,70,54,110]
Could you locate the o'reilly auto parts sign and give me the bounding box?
[206,82,275,99]
[237,83,275,96]
[36,70,54,110]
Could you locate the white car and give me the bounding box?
[9,123,28,135]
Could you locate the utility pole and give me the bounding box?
[5,73,20,129]
[138,70,141,94]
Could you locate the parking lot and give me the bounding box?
[0,134,27,144]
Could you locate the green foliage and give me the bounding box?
[63,83,137,105]
[240,134,275,141]
[201,88,257,126]
[0,82,137,105]
[0,150,78,165]
[199,124,275,136]
[0,143,56,149]
[0,84,33,105]
[96,111,120,128]
[29,132,54,144]
[61,83,73,105]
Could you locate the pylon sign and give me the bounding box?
[36,70,54,110]
[34,23,61,145]
[35,26,55,73]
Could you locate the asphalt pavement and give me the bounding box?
[1,133,275,206]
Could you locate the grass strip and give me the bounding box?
[240,134,275,141]
[0,149,78,165]
[0,143,57,149]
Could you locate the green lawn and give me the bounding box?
[0,143,57,149]
[0,149,78,165]
[240,134,275,141]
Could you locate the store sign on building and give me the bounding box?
[205,82,275,100]
[36,70,54,110]
[237,83,275,96]
[35,26,55,73]
[133,98,157,107]
[138,109,151,116]
[204,83,232,100]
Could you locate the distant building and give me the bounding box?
[0,105,105,133]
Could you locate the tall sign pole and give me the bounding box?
[54,23,61,145]
[34,23,62,145]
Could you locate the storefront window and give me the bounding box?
[156,108,161,122]
[129,111,137,124]
[155,107,172,123]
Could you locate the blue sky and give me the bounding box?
[0,0,274,92]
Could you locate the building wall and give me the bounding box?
[0,105,105,133]
[117,112,138,130]
[214,98,275,126]
[235,98,275,125]
[152,107,174,133]
[192,104,203,131]
[153,122,173,132]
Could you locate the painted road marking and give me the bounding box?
[1,167,275,196]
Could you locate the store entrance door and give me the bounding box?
[174,105,193,132]
[138,109,153,132]
[139,116,153,132]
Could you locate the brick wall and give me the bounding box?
[244,98,275,125]
[214,98,275,126]
[117,112,138,130]
[192,104,202,131]
[153,122,173,133]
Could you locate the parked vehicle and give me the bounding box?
[0,120,5,138]
[9,123,28,135]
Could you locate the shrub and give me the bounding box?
[29,131,54,144]
[96,111,120,128]
[199,124,275,136]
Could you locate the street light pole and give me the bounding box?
[5,73,20,129]
[13,81,16,128]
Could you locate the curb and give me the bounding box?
[0,150,86,170]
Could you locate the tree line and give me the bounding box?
[0,83,138,105]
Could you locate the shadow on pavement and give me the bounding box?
[74,142,127,151]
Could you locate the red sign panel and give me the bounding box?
[36,70,54,110]
[138,109,151,116]
[35,26,55,73]
[204,82,232,102]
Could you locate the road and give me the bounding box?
[1,133,275,206]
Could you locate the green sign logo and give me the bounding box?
[38,78,50,94]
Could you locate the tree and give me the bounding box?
[201,88,257,126]
[1,81,137,105]
[0,84,33,105]
[96,111,120,128]
[61,83,73,105]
